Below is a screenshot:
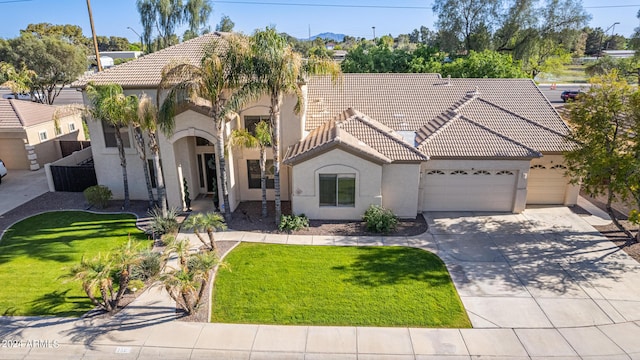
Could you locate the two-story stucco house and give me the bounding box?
[72,32,578,220]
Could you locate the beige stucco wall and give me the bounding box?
[0,132,28,169]
[290,148,382,220]
[530,154,579,206]
[421,159,531,213]
[381,163,421,218]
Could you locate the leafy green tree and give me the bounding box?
[432,0,500,53]
[87,83,139,210]
[0,34,86,104]
[21,23,87,46]
[0,62,35,96]
[250,27,342,223]
[136,0,212,51]
[159,34,259,221]
[565,72,636,239]
[229,121,272,217]
[215,14,235,32]
[442,50,528,78]
[584,27,605,56]
[586,56,640,83]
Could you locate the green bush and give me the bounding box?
[131,249,162,281]
[148,207,180,236]
[362,205,398,234]
[279,214,309,233]
[127,279,145,293]
[83,185,112,209]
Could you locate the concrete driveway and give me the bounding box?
[0,169,48,216]
[424,207,640,330]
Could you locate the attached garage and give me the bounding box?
[525,156,578,206]
[422,169,518,211]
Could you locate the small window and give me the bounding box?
[496,170,514,175]
[551,164,567,170]
[427,170,445,175]
[39,130,47,141]
[102,120,130,148]
[319,174,355,207]
[68,122,76,132]
[531,164,546,169]
[196,137,213,146]
[247,159,275,189]
[473,170,491,175]
[244,115,270,137]
[451,170,468,175]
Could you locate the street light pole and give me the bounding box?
[605,22,619,51]
[597,22,620,58]
[127,26,144,54]
[372,26,376,41]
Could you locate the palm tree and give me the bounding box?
[132,111,155,209]
[137,93,173,215]
[112,238,142,303]
[229,120,272,218]
[69,253,116,312]
[86,83,139,210]
[158,34,260,222]
[250,28,342,223]
[182,212,227,252]
[161,251,218,314]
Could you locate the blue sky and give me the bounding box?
[0,0,637,42]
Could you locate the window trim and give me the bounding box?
[68,122,76,132]
[247,159,275,189]
[38,130,47,141]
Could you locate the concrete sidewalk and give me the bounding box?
[2,206,640,359]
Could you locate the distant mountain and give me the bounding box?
[308,32,346,42]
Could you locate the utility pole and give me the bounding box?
[372,26,376,41]
[86,0,102,72]
[597,22,619,59]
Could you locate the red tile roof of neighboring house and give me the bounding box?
[0,99,63,129]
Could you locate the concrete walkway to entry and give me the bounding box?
[2,207,640,359]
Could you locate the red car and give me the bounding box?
[561,90,583,102]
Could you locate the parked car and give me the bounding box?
[2,92,42,102]
[0,159,7,184]
[560,90,583,102]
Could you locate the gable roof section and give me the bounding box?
[284,108,428,165]
[0,99,59,130]
[72,32,227,89]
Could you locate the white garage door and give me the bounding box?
[526,164,568,204]
[422,169,517,211]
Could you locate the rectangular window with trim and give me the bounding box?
[38,130,48,142]
[247,159,274,189]
[68,122,76,132]
[319,174,356,207]
[244,115,270,137]
[102,120,130,148]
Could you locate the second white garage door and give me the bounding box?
[526,164,569,204]
[422,169,517,211]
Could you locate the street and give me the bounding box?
[0,87,84,106]
[538,83,589,106]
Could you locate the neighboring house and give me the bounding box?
[72,33,578,219]
[0,99,85,170]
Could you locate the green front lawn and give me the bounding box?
[212,244,470,327]
[0,211,150,317]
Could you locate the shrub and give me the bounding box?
[131,250,162,281]
[127,279,145,293]
[148,207,180,236]
[83,185,112,209]
[279,214,309,233]
[362,205,398,234]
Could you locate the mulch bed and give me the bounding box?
[228,201,428,236]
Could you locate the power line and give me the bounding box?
[214,1,640,10]
[0,0,32,3]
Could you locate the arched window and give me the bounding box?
[473,170,491,175]
[451,170,468,175]
[496,170,514,175]
[426,170,445,175]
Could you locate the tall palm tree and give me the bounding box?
[158,34,260,222]
[137,93,173,216]
[250,28,342,223]
[87,83,139,210]
[229,120,272,218]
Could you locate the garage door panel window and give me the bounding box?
[496,170,514,175]
[319,174,355,207]
[551,164,567,170]
[451,170,468,175]
[473,170,491,175]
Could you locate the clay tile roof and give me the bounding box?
[71,32,227,89]
[306,73,570,153]
[284,108,428,165]
[0,99,62,129]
